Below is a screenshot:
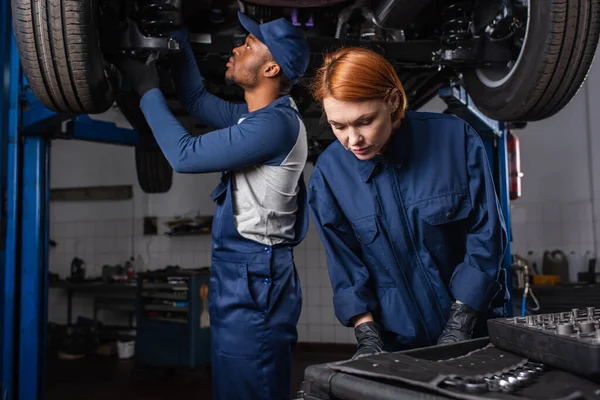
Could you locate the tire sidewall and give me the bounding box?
[463,1,553,118]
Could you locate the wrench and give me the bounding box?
[443,377,489,394]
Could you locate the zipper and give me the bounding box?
[388,164,445,340]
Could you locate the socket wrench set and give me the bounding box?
[488,306,600,381]
[440,361,546,394]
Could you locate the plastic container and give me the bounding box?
[117,340,135,359]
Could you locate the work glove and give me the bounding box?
[113,54,160,98]
[352,321,384,360]
[437,301,478,345]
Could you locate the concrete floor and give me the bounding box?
[46,349,353,400]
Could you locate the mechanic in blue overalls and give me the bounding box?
[115,12,310,400]
[307,47,509,359]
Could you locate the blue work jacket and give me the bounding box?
[307,110,508,349]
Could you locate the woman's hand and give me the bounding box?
[351,317,384,360]
[437,301,478,345]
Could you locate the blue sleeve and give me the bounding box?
[449,125,507,312]
[170,38,248,128]
[139,88,297,173]
[308,167,378,327]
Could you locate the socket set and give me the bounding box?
[488,306,600,381]
[442,361,546,394]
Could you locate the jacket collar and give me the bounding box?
[357,119,411,182]
[239,95,294,118]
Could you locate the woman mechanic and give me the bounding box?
[307,47,509,358]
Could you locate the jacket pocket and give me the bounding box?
[352,215,378,244]
[351,215,395,286]
[418,190,472,226]
[417,191,472,260]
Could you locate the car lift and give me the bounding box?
[0,4,512,400]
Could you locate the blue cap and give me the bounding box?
[237,12,310,84]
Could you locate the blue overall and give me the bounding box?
[208,169,308,399]
[308,111,509,351]
[136,32,310,396]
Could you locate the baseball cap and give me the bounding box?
[237,12,310,84]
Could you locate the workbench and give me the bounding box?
[49,281,137,328]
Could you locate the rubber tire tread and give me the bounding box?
[135,146,173,194]
[11,0,115,114]
[463,0,600,122]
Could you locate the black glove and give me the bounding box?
[114,54,159,98]
[352,321,384,360]
[437,302,478,345]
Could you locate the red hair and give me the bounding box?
[310,47,408,124]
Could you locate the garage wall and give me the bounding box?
[508,66,598,278]
[48,62,599,342]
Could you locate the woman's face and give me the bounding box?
[323,95,398,160]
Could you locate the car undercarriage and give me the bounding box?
[10,0,600,189]
[94,0,527,155]
[99,0,525,113]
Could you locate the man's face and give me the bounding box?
[225,34,272,89]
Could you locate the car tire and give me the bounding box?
[115,93,173,194]
[135,146,174,194]
[11,0,116,114]
[464,0,600,122]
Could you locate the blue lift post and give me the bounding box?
[2,105,138,400]
[440,85,514,317]
[1,1,21,398]
[0,7,138,399]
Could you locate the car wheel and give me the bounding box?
[11,0,116,114]
[464,0,600,122]
[135,146,174,194]
[116,93,173,194]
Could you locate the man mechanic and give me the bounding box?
[115,12,310,400]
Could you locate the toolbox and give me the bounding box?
[300,337,600,400]
[488,307,600,381]
[134,269,211,369]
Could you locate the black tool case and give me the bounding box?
[301,338,600,400]
[487,312,600,381]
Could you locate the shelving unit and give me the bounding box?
[134,269,211,370]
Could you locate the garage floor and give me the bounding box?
[46,349,353,400]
